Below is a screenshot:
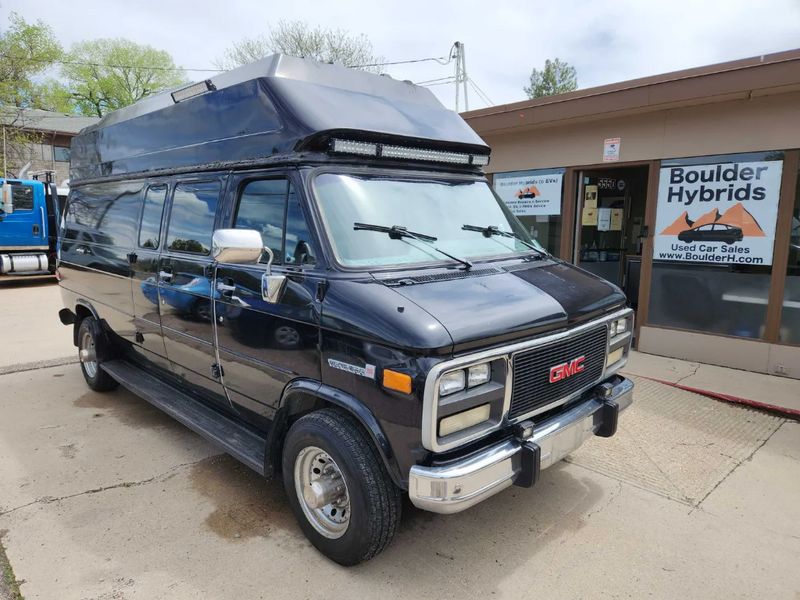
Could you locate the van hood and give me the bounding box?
[381,260,626,353]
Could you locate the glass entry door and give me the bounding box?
[574,167,648,307]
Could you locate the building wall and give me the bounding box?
[483,91,800,173]
[4,132,72,184]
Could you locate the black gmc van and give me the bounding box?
[57,55,633,565]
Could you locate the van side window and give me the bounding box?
[234,179,316,266]
[63,182,143,247]
[138,184,167,249]
[235,179,286,263]
[166,181,220,254]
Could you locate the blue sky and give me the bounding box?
[3,0,799,110]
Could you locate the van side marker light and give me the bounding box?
[383,369,413,394]
[171,79,217,103]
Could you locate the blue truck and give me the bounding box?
[0,177,61,277]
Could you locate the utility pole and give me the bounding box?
[453,42,469,112]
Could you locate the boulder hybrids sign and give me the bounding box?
[493,168,564,216]
[654,159,783,266]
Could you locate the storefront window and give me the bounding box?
[779,166,800,343]
[492,168,564,255]
[648,151,784,339]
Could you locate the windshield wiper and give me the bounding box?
[354,222,473,270]
[461,224,546,257]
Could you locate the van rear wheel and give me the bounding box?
[282,408,401,565]
[77,317,118,392]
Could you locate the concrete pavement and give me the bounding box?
[0,281,798,599]
[0,279,74,370]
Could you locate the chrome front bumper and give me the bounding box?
[408,377,633,514]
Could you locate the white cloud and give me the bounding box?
[4,0,799,110]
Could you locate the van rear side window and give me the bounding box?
[138,184,167,249]
[64,182,144,247]
[166,181,220,254]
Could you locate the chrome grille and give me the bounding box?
[509,325,607,420]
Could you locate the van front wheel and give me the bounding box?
[282,408,401,565]
[77,317,118,392]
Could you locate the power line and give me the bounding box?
[467,77,494,107]
[415,76,456,85]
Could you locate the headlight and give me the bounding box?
[438,370,466,396]
[439,403,491,437]
[467,363,491,387]
[606,346,624,368]
[610,317,629,337]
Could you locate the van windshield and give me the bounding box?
[313,173,544,268]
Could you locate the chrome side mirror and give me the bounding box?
[261,247,286,304]
[211,229,263,264]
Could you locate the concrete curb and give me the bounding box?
[635,375,800,419]
[0,356,78,377]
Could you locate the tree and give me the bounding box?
[524,58,578,99]
[0,13,63,108]
[61,39,187,117]
[0,13,64,176]
[216,20,383,73]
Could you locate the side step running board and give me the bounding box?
[101,359,267,475]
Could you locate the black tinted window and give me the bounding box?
[138,185,167,249]
[234,179,316,266]
[64,182,143,246]
[235,179,287,263]
[166,181,220,254]
[10,184,33,211]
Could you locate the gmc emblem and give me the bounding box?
[549,356,586,383]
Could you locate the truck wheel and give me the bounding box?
[282,408,401,565]
[77,317,118,392]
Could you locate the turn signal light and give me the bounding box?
[383,369,412,394]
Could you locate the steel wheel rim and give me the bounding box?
[79,330,98,378]
[294,446,351,539]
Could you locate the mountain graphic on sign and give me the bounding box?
[660,204,765,237]
[660,210,694,234]
[716,203,765,236]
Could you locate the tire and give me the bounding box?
[282,408,401,565]
[77,317,118,392]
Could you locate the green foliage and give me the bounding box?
[216,20,383,73]
[0,12,63,107]
[62,39,187,117]
[524,58,578,99]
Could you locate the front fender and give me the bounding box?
[266,378,404,488]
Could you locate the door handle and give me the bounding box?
[216,280,236,297]
[159,270,173,282]
[75,245,91,255]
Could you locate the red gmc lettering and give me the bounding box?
[549,356,586,383]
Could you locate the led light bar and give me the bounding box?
[382,144,470,165]
[331,138,379,156]
[329,138,490,167]
[171,79,217,103]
